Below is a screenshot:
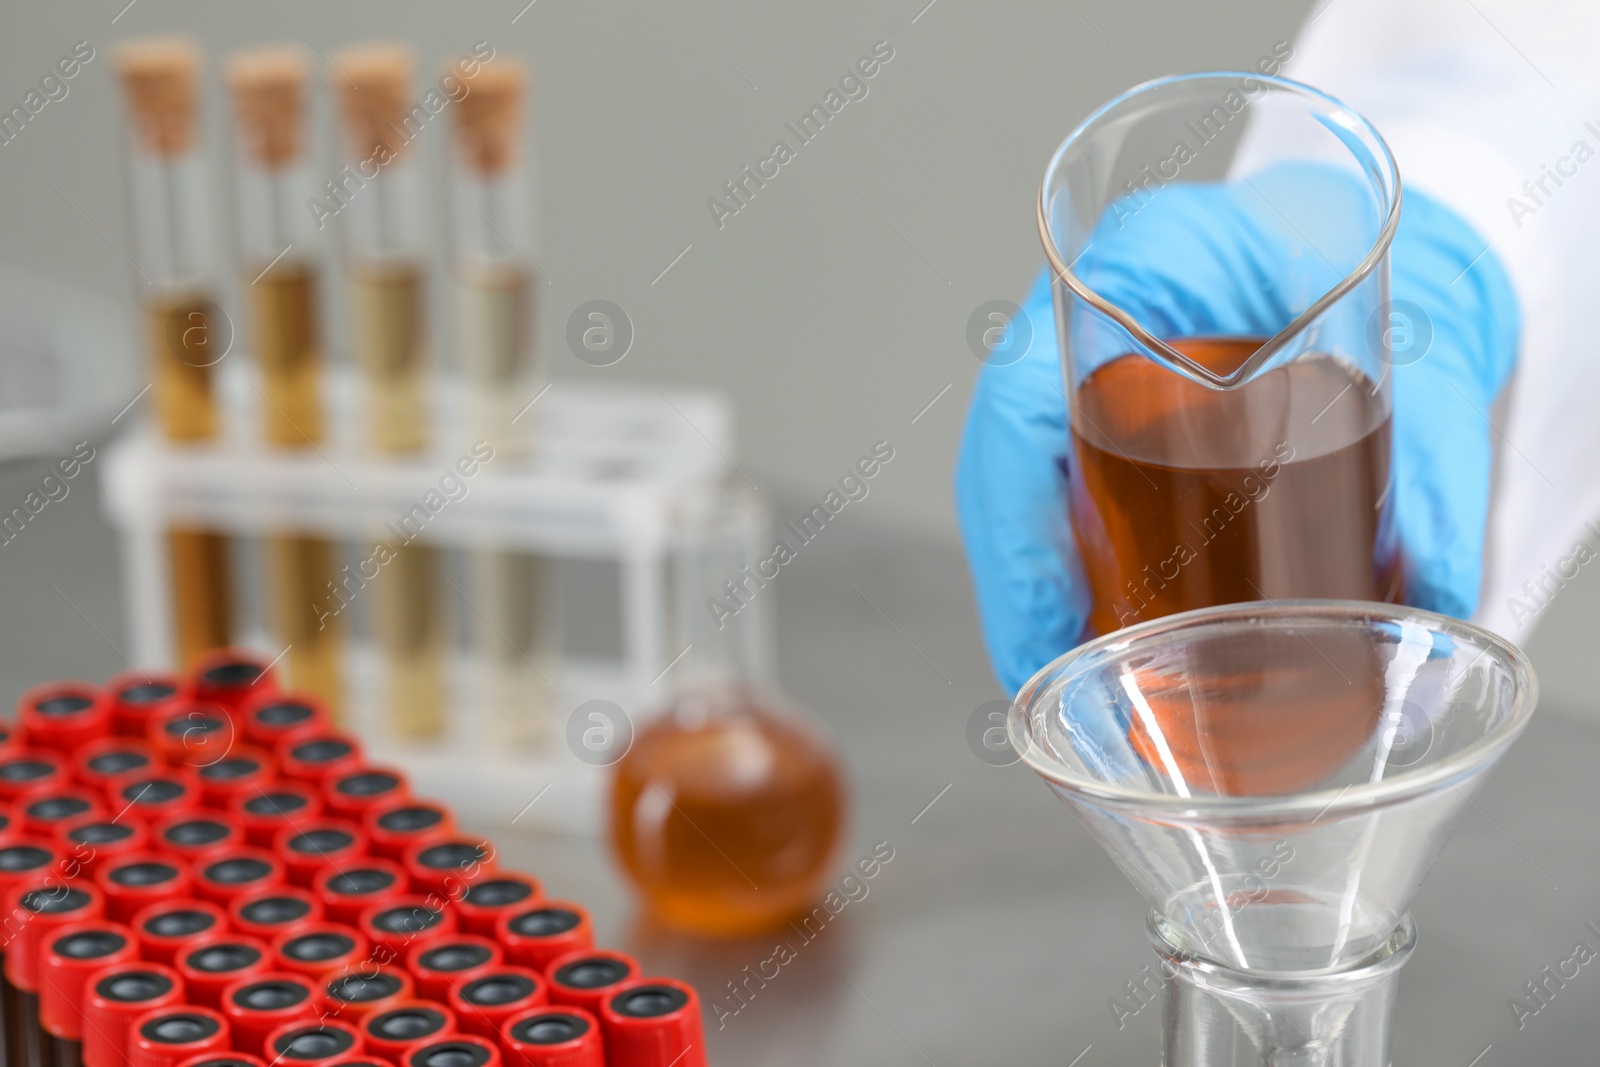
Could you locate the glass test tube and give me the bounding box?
[115,37,233,667]
[332,43,445,740]
[227,46,344,717]
[449,58,554,749]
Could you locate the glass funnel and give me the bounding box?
[1009,600,1536,1065]
[1039,74,1403,635]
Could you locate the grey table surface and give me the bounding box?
[2,457,1595,1065]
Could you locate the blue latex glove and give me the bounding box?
[956,164,1520,695]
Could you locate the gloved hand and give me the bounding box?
[956,163,1520,695]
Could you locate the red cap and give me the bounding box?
[190,650,279,717]
[147,700,237,769]
[16,680,111,753]
[359,896,457,961]
[105,671,187,739]
[56,815,150,877]
[453,872,541,938]
[0,838,64,890]
[153,811,244,862]
[323,766,409,822]
[274,818,368,887]
[360,1000,456,1062]
[132,898,229,965]
[128,1004,232,1067]
[363,798,455,862]
[402,836,496,898]
[263,1018,366,1067]
[5,878,105,990]
[404,935,502,1003]
[447,966,548,1040]
[404,1034,501,1067]
[493,904,593,974]
[176,933,274,1008]
[0,748,70,802]
[40,920,142,1039]
[21,786,107,839]
[193,746,275,811]
[97,852,193,922]
[0,800,18,845]
[319,965,415,1020]
[271,922,370,979]
[75,738,161,797]
[175,1054,268,1067]
[229,885,324,941]
[239,692,328,752]
[107,767,203,824]
[220,972,320,1057]
[598,979,706,1067]
[82,963,186,1067]
[544,951,639,1018]
[313,858,407,925]
[231,781,323,847]
[499,1007,605,1067]
[276,733,365,787]
[193,847,286,905]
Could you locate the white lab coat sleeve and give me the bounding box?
[1235,0,1600,642]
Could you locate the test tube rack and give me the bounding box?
[101,357,773,833]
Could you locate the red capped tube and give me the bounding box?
[229,885,324,941]
[153,811,244,862]
[363,798,455,862]
[239,693,327,752]
[40,920,142,1041]
[132,898,229,965]
[176,933,274,1008]
[231,781,322,847]
[271,923,369,979]
[359,896,456,960]
[0,747,70,802]
[56,816,149,877]
[447,966,547,1041]
[275,734,364,787]
[275,819,368,887]
[175,1054,267,1067]
[75,737,161,797]
[17,680,111,753]
[0,838,63,891]
[319,965,414,1020]
[193,847,285,905]
[5,879,105,990]
[455,872,541,937]
[108,767,203,824]
[323,766,409,822]
[312,858,406,925]
[220,972,319,1057]
[598,979,707,1067]
[404,1034,501,1067]
[403,836,496,898]
[0,799,18,844]
[22,786,107,838]
[194,746,274,811]
[127,1004,231,1067]
[82,963,186,1067]
[494,904,593,974]
[263,1018,365,1067]
[360,1001,456,1063]
[190,650,278,717]
[544,951,639,1018]
[499,1007,605,1067]
[105,672,186,739]
[98,852,193,922]
[405,936,502,1003]
[147,700,236,769]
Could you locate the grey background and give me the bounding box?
[1,0,1598,1062]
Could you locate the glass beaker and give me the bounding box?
[1039,74,1403,636]
[1010,600,1536,1065]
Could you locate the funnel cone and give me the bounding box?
[1010,600,1536,973]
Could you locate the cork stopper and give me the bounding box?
[227,45,308,169]
[331,42,415,163]
[452,59,527,176]
[115,36,203,157]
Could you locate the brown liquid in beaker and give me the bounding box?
[1071,338,1399,637]
[610,689,845,938]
